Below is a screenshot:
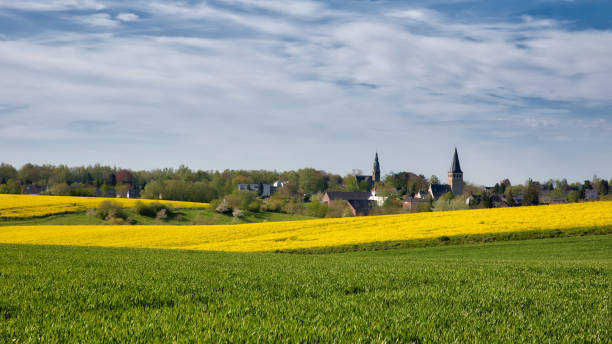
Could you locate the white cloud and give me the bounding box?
[117,12,139,22]
[0,1,611,182]
[385,9,437,22]
[72,13,119,28]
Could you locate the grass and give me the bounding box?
[1,235,610,343]
[0,207,316,226]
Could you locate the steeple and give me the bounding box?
[372,152,380,183]
[450,147,462,174]
[448,147,464,196]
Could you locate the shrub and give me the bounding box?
[94,200,127,220]
[135,201,174,218]
[215,201,232,215]
[232,208,244,218]
[306,200,328,218]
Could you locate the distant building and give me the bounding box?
[237,183,274,197]
[22,184,44,195]
[127,189,140,199]
[322,191,372,216]
[585,189,599,201]
[428,148,465,200]
[428,184,452,200]
[273,180,288,188]
[355,152,381,187]
[448,147,464,196]
[368,189,387,206]
[413,190,429,199]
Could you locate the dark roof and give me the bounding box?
[325,191,371,201]
[347,199,371,214]
[450,147,462,173]
[429,184,452,199]
[22,184,43,195]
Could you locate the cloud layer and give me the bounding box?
[1,0,611,184]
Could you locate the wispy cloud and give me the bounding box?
[0,0,611,183]
[117,12,139,22]
[72,13,119,28]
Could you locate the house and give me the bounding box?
[346,200,371,216]
[413,190,429,199]
[368,189,387,206]
[237,183,275,197]
[273,180,288,188]
[127,189,140,199]
[585,189,599,201]
[238,183,260,192]
[22,184,44,195]
[322,191,372,216]
[490,194,505,208]
[428,184,452,200]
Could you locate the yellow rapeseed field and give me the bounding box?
[0,194,209,219]
[0,201,610,252]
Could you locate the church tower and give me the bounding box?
[372,152,381,183]
[448,148,464,196]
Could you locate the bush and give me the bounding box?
[247,200,262,212]
[305,200,328,218]
[232,208,244,218]
[135,201,174,218]
[215,200,232,215]
[94,200,127,220]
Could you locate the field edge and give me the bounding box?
[273,225,612,254]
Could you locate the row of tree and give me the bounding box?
[1,162,610,217]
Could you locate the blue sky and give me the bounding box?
[0,0,611,185]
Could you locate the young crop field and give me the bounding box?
[0,235,610,342]
[0,194,209,219]
[0,201,611,252]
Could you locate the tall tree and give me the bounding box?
[523,179,539,206]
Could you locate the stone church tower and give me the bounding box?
[372,152,381,183]
[448,148,464,196]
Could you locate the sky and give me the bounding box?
[0,0,611,186]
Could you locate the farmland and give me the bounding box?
[1,201,611,252]
[1,235,610,342]
[0,194,209,219]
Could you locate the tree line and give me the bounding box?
[0,162,610,217]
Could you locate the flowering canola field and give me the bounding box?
[0,194,209,219]
[0,201,610,252]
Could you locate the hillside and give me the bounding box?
[1,201,611,252]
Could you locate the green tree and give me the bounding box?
[0,163,17,184]
[298,168,327,195]
[595,179,609,196]
[523,180,539,206]
[344,176,360,192]
[567,190,581,203]
[429,175,440,185]
[305,200,328,218]
[0,178,21,194]
[50,183,71,196]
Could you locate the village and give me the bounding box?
[1,148,609,218]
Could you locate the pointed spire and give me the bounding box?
[372,152,381,182]
[450,147,462,174]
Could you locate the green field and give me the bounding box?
[1,235,610,343]
[0,207,316,226]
